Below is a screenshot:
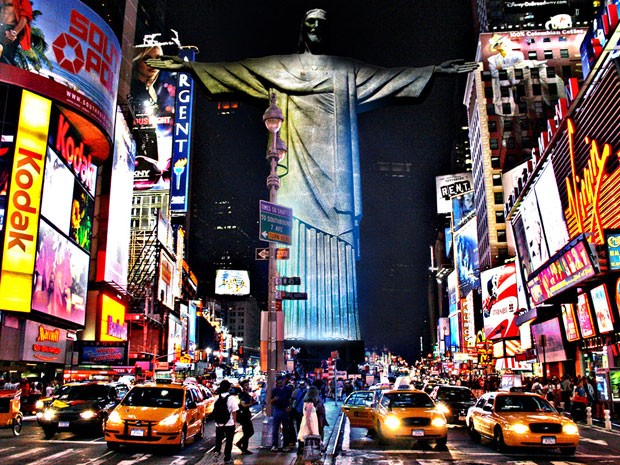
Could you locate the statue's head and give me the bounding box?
[298,8,329,54]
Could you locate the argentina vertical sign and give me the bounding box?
[170,48,196,216]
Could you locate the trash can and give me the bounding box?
[261,416,273,448]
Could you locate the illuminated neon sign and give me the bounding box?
[100,294,127,341]
[564,118,620,244]
[0,91,51,312]
[527,239,596,305]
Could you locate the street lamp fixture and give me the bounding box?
[262,92,285,419]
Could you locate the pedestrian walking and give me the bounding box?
[270,375,293,451]
[213,380,239,464]
[297,386,321,464]
[235,379,256,455]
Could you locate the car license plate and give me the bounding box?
[58,421,70,428]
[130,428,145,437]
[458,416,466,421]
[542,436,556,445]
[411,430,424,437]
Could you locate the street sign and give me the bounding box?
[259,200,293,244]
[276,248,290,259]
[276,291,308,300]
[255,248,270,260]
[276,277,301,286]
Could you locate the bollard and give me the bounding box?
[604,409,612,430]
[586,406,592,425]
[261,416,274,448]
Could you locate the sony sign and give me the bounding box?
[0,91,51,312]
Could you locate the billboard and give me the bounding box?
[100,108,135,286]
[561,303,580,342]
[0,91,51,312]
[575,292,596,338]
[531,317,567,364]
[451,190,475,233]
[31,218,89,325]
[453,217,480,295]
[481,263,519,340]
[215,269,250,296]
[0,0,121,139]
[99,294,127,342]
[79,342,126,366]
[435,172,472,215]
[590,284,615,334]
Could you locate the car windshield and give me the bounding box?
[121,387,184,408]
[494,395,556,413]
[437,388,476,402]
[57,384,111,401]
[383,392,434,408]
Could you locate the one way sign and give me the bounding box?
[256,248,270,260]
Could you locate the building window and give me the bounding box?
[534,101,544,114]
[494,191,504,204]
[488,120,497,133]
[497,229,507,242]
[544,50,553,59]
[518,102,527,113]
[548,83,558,96]
[530,67,540,79]
[560,49,570,58]
[546,67,556,78]
[528,50,538,60]
[503,119,513,131]
[514,69,523,80]
[486,103,496,115]
[532,83,542,95]
[489,138,499,150]
[500,86,510,98]
[484,86,494,99]
[543,37,551,43]
[505,137,515,149]
[491,156,500,168]
[481,71,492,81]
[502,102,512,114]
[495,210,505,223]
[498,70,508,80]
[492,173,502,186]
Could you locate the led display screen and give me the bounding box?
[453,217,480,295]
[575,293,596,339]
[215,269,250,296]
[31,218,89,325]
[531,317,567,363]
[41,148,74,234]
[481,263,519,340]
[561,303,580,342]
[590,284,615,334]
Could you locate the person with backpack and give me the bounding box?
[235,379,256,455]
[213,380,238,464]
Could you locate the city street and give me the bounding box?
[1,400,619,465]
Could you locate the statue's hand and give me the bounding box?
[145,55,188,70]
[435,59,479,75]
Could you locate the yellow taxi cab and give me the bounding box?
[341,389,380,430]
[466,391,579,455]
[372,389,448,448]
[104,382,205,451]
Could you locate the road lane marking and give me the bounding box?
[27,449,75,465]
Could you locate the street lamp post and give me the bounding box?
[263,92,285,418]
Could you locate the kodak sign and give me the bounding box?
[0,91,51,312]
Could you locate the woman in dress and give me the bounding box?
[297,386,320,463]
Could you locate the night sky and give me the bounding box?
[163,1,476,360]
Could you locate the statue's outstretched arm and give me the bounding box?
[434,59,479,75]
[145,55,190,71]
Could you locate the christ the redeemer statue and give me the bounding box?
[149,8,476,342]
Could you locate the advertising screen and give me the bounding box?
[520,189,549,272]
[534,162,569,257]
[453,217,480,295]
[69,180,94,252]
[215,269,250,296]
[575,293,596,338]
[102,109,136,286]
[22,320,67,363]
[451,190,475,232]
[41,148,74,234]
[0,0,121,139]
[531,317,566,363]
[590,284,615,334]
[99,294,127,342]
[80,342,126,366]
[561,303,580,342]
[435,172,472,215]
[481,263,519,340]
[32,218,89,325]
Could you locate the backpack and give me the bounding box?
[213,394,230,425]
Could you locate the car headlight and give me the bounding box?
[80,410,96,420]
[107,410,122,426]
[510,423,528,434]
[436,403,451,415]
[384,415,401,430]
[42,410,55,421]
[158,413,180,427]
[35,400,45,410]
[431,416,447,428]
[563,423,579,435]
